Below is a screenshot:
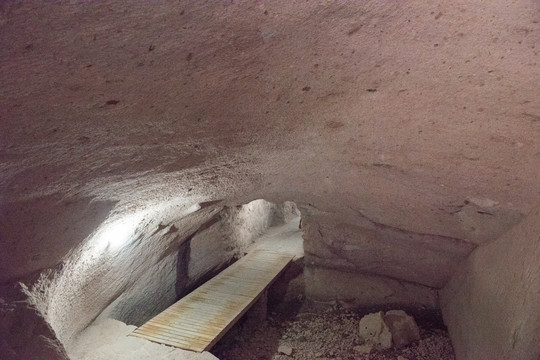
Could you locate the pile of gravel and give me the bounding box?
[212,305,455,360]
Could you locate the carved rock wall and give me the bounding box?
[441,207,540,359]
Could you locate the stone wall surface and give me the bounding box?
[304,266,438,309]
[0,200,290,358]
[441,207,540,360]
[0,288,69,360]
[301,207,476,289]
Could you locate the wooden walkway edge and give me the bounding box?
[129,249,294,352]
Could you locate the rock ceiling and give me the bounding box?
[1,1,539,282]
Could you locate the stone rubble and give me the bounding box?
[357,310,422,350]
[212,304,455,360]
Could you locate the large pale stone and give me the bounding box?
[358,311,392,349]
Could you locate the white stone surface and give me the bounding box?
[69,318,218,360]
[358,311,392,349]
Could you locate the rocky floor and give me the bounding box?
[212,301,455,360]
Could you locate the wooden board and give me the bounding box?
[129,249,293,352]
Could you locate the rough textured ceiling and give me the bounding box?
[1,1,539,282]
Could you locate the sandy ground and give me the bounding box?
[68,318,218,360]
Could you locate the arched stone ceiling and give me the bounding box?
[1,0,539,282]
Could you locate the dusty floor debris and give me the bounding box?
[213,300,455,360]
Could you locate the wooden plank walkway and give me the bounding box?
[129,249,294,352]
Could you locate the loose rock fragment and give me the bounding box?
[383,310,421,347]
[358,311,392,349]
[278,344,293,356]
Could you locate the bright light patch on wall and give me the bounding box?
[93,214,143,252]
[90,202,199,254]
[185,203,201,214]
[103,221,135,249]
